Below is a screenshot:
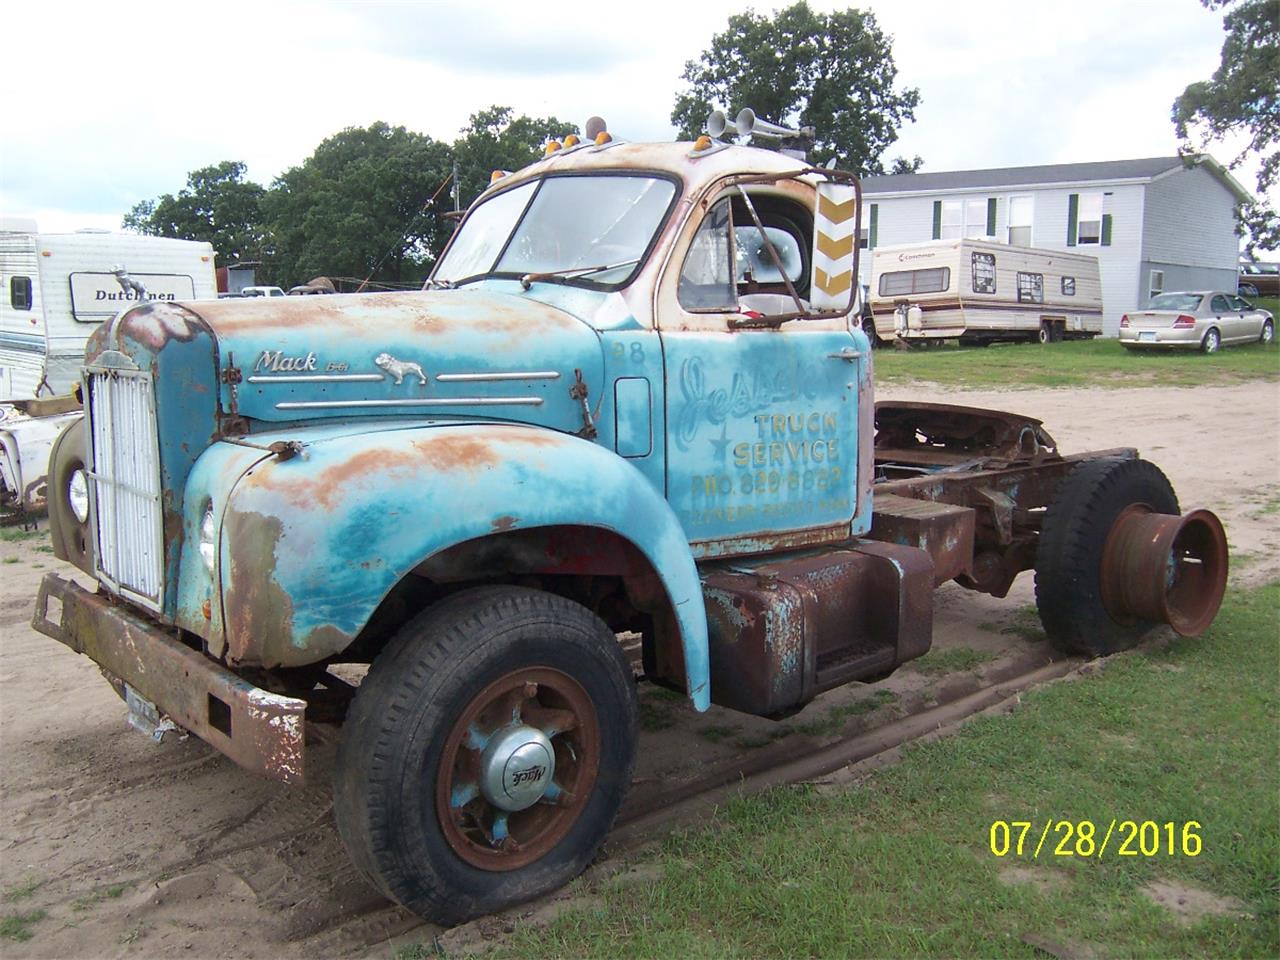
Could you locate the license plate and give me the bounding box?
[124,683,161,736]
[1139,332,1156,342]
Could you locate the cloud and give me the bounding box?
[2,0,1272,230]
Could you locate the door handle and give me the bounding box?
[827,348,864,362]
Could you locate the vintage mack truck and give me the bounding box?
[33,118,1229,925]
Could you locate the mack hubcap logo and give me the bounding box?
[510,764,546,787]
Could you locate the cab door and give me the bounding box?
[656,185,865,559]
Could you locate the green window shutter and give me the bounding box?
[1066,194,1079,246]
[986,197,997,236]
[1101,213,1113,246]
[932,201,942,240]
[869,203,879,248]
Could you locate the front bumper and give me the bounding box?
[33,574,306,783]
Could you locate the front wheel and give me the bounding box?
[1260,319,1274,345]
[1201,327,1221,353]
[334,587,638,925]
[1037,322,1051,344]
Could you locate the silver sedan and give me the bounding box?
[1119,291,1275,353]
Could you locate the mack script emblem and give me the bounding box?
[255,350,319,373]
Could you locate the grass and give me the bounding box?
[794,690,900,737]
[71,883,128,912]
[872,336,1279,390]
[0,910,47,943]
[2,878,41,903]
[470,583,1279,959]
[0,527,42,542]
[912,646,998,676]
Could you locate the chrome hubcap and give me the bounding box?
[479,724,556,812]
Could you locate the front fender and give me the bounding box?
[217,423,710,708]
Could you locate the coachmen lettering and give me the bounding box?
[34,109,1229,928]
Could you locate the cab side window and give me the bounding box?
[678,199,736,311]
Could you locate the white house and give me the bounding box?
[858,155,1250,335]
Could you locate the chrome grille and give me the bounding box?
[87,368,164,609]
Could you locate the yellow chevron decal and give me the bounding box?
[815,268,852,297]
[816,231,855,261]
[817,194,856,223]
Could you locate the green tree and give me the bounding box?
[452,106,579,209]
[1173,0,1279,252]
[122,161,267,263]
[671,2,920,174]
[265,122,454,288]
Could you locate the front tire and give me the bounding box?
[334,587,638,925]
[1260,319,1274,345]
[1201,327,1221,353]
[1037,322,1051,344]
[1035,458,1179,657]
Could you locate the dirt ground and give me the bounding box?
[1,380,1277,958]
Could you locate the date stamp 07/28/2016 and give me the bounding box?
[988,820,1203,860]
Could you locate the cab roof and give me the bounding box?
[478,141,814,202]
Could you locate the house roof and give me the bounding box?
[862,155,1252,202]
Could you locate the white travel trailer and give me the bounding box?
[0,219,216,517]
[869,239,1103,346]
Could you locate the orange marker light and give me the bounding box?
[693,135,712,151]
[563,134,580,148]
[544,139,563,156]
[594,131,612,145]
[490,169,508,183]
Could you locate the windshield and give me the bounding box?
[1147,293,1203,311]
[434,174,677,287]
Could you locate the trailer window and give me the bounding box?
[1016,272,1044,304]
[879,267,950,297]
[1062,276,1076,296]
[971,252,996,294]
[9,276,32,311]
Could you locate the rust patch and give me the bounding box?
[116,301,206,351]
[410,435,502,472]
[491,515,519,532]
[221,508,296,665]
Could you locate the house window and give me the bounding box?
[859,202,878,249]
[940,198,991,240]
[879,267,951,296]
[1076,193,1103,245]
[1017,272,1044,304]
[1008,195,1033,247]
[972,252,996,294]
[1148,269,1164,302]
[1062,276,1076,296]
[9,276,33,311]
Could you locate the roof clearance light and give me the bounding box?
[544,139,563,156]
[693,135,712,152]
[594,131,612,145]
[490,169,509,183]
[563,134,580,148]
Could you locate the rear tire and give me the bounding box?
[334,586,638,925]
[1035,458,1179,656]
[1201,327,1221,353]
[1037,322,1051,344]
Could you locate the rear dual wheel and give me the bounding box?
[334,587,638,925]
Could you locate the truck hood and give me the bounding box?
[165,289,604,430]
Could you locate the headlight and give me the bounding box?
[68,468,90,524]
[199,503,217,573]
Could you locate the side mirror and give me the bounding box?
[810,182,858,313]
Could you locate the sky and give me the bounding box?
[0,0,1268,233]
